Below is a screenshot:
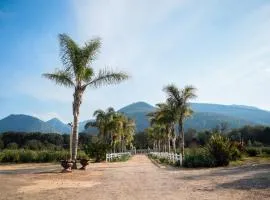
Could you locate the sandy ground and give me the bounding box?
[0,155,269,200]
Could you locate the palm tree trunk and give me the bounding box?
[178,120,184,157]
[172,137,175,153]
[168,135,171,153]
[158,140,161,152]
[71,88,84,168]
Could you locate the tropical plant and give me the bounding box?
[85,107,116,144]
[206,134,231,166]
[43,34,129,162]
[85,108,135,152]
[163,84,197,156]
[148,103,176,152]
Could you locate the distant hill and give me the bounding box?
[190,103,270,125]
[0,114,58,133]
[1,101,270,134]
[46,118,70,134]
[117,102,270,132]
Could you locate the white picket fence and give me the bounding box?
[149,152,183,166]
[106,152,131,162]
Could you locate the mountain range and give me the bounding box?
[0,101,270,134]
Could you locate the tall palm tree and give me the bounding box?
[163,84,197,156]
[43,34,129,162]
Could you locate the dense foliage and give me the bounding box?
[0,132,95,150]
[0,150,88,163]
[83,140,110,162]
[85,107,135,153]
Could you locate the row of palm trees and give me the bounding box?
[147,84,197,156]
[84,108,136,152]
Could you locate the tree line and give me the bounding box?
[0,132,96,151]
[134,124,270,150]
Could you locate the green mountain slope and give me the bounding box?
[46,118,70,134]
[0,114,57,133]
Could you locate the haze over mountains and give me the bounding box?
[0,102,270,134]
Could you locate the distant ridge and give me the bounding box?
[1,101,270,133]
[46,118,70,134]
[0,114,58,133]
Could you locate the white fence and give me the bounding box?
[149,152,183,166]
[106,152,131,162]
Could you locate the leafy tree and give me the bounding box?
[163,84,197,156]
[43,34,129,161]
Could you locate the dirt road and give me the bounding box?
[0,155,269,200]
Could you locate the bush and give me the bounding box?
[84,141,110,162]
[0,150,20,162]
[19,150,38,162]
[0,150,88,163]
[261,147,270,155]
[183,148,216,168]
[6,142,18,150]
[111,154,131,162]
[246,147,260,157]
[206,134,231,166]
[229,143,242,161]
[24,140,44,150]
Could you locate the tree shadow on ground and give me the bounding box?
[217,171,270,190]
[178,164,270,180]
[0,167,60,175]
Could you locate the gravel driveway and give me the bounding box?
[0,155,269,200]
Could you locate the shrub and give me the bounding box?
[246,147,260,157]
[229,143,242,161]
[0,150,20,162]
[206,134,231,166]
[6,142,18,150]
[183,148,216,168]
[24,140,44,150]
[84,141,110,162]
[111,154,131,162]
[0,150,88,163]
[261,147,270,155]
[19,150,38,162]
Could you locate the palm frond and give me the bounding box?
[163,84,181,104]
[182,85,197,101]
[58,34,79,71]
[93,109,106,117]
[81,67,94,83]
[81,38,101,67]
[42,70,74,87]
[84,68,129,88]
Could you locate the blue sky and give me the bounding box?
[0,0,270,122]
